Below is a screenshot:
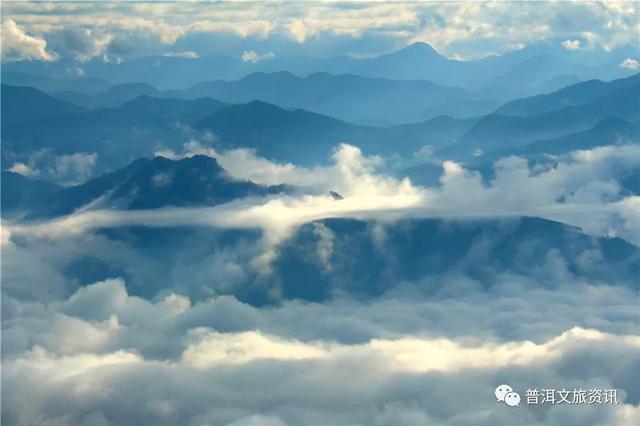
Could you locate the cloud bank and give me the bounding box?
[2,2,638,60]
[1,18,57,62]
[2,276,639,426]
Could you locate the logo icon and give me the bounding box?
[495,384,520,407]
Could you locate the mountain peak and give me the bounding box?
[400,42,440,56]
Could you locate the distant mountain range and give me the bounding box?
[448,74,640,156]
[2,85,479,168]
[1,71,111,94]
[496,73,640,116]
[51,71,500,124]
[3,40,638,94]
[2,72,637,183]
[54,83,162,109]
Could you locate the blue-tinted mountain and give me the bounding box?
[352,42,457,81]
[515,118,639,156]
[1,171,62,218]
[3,90,476,175]
[496,74,640,117]
[112,95,227,122]
[27,155,286,218]
[453,80,639,155]
[389,115,480,149]
[270,217,640,302]
[4,40,637,94]
[168,71,500,123]
[194,100,477,164]
[2,92,228,169]
[193,100,369,163]
[57,215,640,303]
[1,71,111,94]
[51,71,501,123]
[1,84,87,126]
[54,83,162,108]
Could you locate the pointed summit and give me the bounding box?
[400,42,441,56]
[371,41,450,65]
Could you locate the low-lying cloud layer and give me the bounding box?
[2,142,638,425]
[2,277,639,426]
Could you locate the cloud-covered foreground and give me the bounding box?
[2,278,639,426]
[2,143,639,426]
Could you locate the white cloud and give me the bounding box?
[152,142,640,246]
[53,152,98,185]
[241,50,275,63]
[619,58,639,70]
[1,18,57,62]
[66,66,85,77]
[7,162,38,178]
[3,303,638,426]
[4,2,637,60]
[561,39,581,50]
[9,150,98,186]
[179,326,640,373]
[162,50,199,59]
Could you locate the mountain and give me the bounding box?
[2,91,228,165]
[269,217,640,302]
[3,40,637,93]
[388,115,480,149]
[194,100,477,164]
[0,71,111,94]
[1,84,87,126]
[50,71,502,123]
[515,117,639,156]
[353,42,457,81]
[53,83,162,108]
[193,100,370,163]
[452,78,640,156]
[113,96,228,122]
[166,71,501,123]
[496,74,640,117]
[55,215,640,303]
[1,86,484,176]
[1,172,62,218]
[26,155,286,218]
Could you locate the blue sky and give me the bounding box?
[2,1,639,63]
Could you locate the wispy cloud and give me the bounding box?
[241,50,275,63]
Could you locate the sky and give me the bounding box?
[2,1,639,63]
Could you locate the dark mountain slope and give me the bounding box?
[27,155,285,219]
[1,85,87,126]
[1,172,62,217]
[271,217,640,302]
[1,95,228,167]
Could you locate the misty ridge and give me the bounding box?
[1,2,639,426]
